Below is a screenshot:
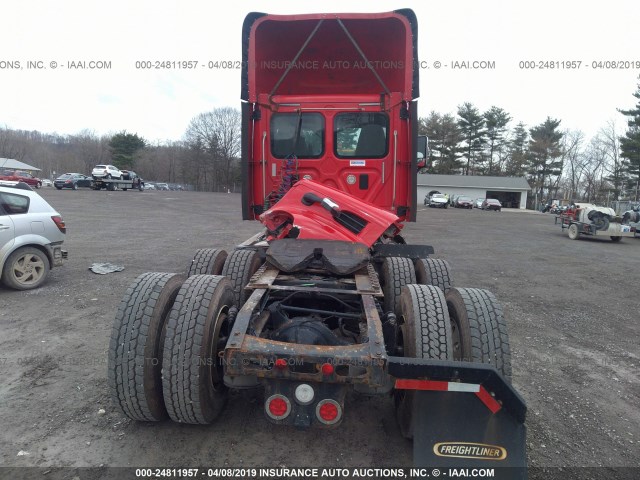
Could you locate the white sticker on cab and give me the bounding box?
[349,160,366,167]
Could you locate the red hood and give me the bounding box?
[259,179,403,247]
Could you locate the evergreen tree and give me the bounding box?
[483,106,511,175]
[457,102,485,175]
[505,122,529,176]
[528,117,564,206]
[420,112,464,174]
[619,79,640,201]
[108,131,146,169]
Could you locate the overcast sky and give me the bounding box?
[1,0,639,144]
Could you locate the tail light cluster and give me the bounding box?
[264,386,342,425]
[51,215,66,233]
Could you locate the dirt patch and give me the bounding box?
[0,191,638,478]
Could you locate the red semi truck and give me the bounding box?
[108,10,527,474]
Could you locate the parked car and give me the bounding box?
[428,193,449,209]
[91,164,122,179]
[481,199,502,211]
[143,183,156,190]
[454,195,474,209]
[0,181,67,290]
[474,198,484,208]
[54,173,89,190]
[424,190,441,206]
[155,182,170,191]
[449,194,462,206]
[41,179,53,187]
[0,170,43,189]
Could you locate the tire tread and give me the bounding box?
[108,272,184,421]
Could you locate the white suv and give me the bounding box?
[0,181,67,290]
[91,164,122,179]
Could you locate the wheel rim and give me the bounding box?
[569,224,578,238]
[449,311,462,360]
[12,253,46,286]
[208,307,230,385]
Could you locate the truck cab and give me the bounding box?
[240,10,420,222]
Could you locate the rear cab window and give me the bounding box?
[334,112,389,158]
[270,113,324,159]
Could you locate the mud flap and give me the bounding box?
[388,357,527,479]
[413,391,526,478]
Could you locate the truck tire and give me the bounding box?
[445,288,512,381]
[568,223,580,240]
[186,248,228,277]
[108,272,185,421]
[381,257,416,316]
[395,284,452,438]
[1,247,50,290]
[415,258,453,293]
[162,275,234,424]
[221,249,262,306]
[610,236,622,242]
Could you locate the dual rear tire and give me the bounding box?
[109,248,263,424]
[395,283,512,439]
[108,272,235,424]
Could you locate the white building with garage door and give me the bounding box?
[417,174,530,209]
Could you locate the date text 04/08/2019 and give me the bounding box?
[134,467,497,478]
[519,60,640,69]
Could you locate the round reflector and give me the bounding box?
[294,384,315,405]
[316,399,342,425]
[265,394,291,420]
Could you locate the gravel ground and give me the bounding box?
[0,189,638,479]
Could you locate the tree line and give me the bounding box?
[1,79,639,206]
[0,107,242,193]
[419,78,640,206]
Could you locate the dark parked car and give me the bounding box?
[481,199,502,211]
[454,195,474,209]
[54,173,89,190]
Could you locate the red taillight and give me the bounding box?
[321,363,334,376]
[65,180,71,183]
[274,358,287,369]
[265,394,291,420]
[52,215,66,233]
[316,399,341,425]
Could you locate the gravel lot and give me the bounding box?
[0,188,638,478]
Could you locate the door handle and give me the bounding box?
[0,225,10,230]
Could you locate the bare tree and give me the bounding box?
[581,138,608,203]
[560,130,586,201]
[183,108,241,192]
[596,120,625,199]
